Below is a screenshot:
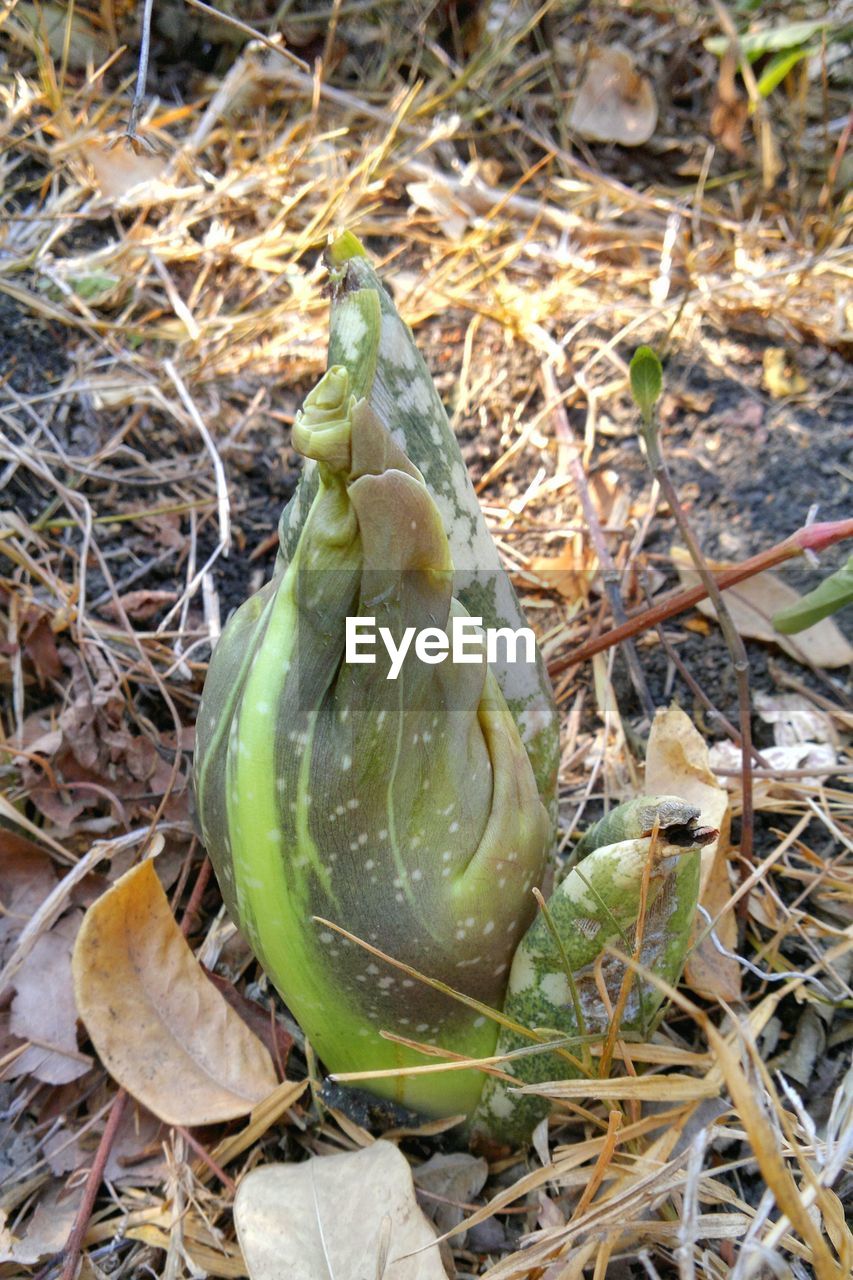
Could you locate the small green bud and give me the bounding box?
[630,345,664,424]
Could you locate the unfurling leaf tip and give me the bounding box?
[328,229,368,265]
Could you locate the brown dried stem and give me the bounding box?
[637,407,755,867]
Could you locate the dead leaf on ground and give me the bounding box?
[0,832,57,971]
[79,141,169,202]
[645,704,739,1002]
[531,538,594,604]
[755,691,837,746]
[101,588,179,622]
[413,1151,488,1240]
[568,46,658,147]
[406,176,473,240]
[0,1182,84,1266]
[762,348,809,398]
[234,1141,449,1280]
[8,909,91,1085]
[671,547,853,669]
[710,738,836,788]
[72,859,278,1125]
[44,1099,169,1186]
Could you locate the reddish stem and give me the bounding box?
[59,1090,128,1280]
[548,519,853,676]
[60,853,212,1279]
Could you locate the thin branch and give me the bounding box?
[126,0,155,145]
[548,519,853,674]
[636,395,755,868]
[542,362,655,720]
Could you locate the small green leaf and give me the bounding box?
[630,346,663,421]
[772,556,853,634]
[756,46,811,98]
[704,19,829,61]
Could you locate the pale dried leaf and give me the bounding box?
[645,704,740,1001]
[79,142,169,202]
[568,47,658,146]
[102,589,178,622]
[9,909,90,1084]
[709,738,836,787]
[754,691,836,746]
[44,1100,168,1185]
[406,177,472,239]
[234,1141,448,1280]
[671,546,853,669]
[72,859,277,1125]
[413,1152,489,1237]
[0,1183,84,1265]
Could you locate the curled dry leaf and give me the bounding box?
[72,859,277,1125]
[568,46,658,147]
[234,1141,449,1280]
[671,547,853,669]
[101,588,179,622]
[645,704,739,1002]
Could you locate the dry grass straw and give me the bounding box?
[1,2,851,1277]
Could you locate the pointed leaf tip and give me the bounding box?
[328,229,368,265]
[630,345,663,420]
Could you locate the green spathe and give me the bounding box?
[195,366,550,1117]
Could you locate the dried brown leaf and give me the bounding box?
[8,909,90,1084]
[0,832,57,972]
[413,1151,489,1238]
[645,704,740,1001]
[80,142,169,201]
[102,589,179,622]
[0,1182,84,1265]
[234,1141,449,1280]
[72,859,277,1125]
[44,1099,168,1186]
[568,47,658,147]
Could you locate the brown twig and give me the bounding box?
[542,363,656,720]
[641,569,772,769]
[59,854,212,1279]
[635,394,756,867]
[59,1088,128,1280]
[176,1126,237,1194]
[548,519,853,675]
